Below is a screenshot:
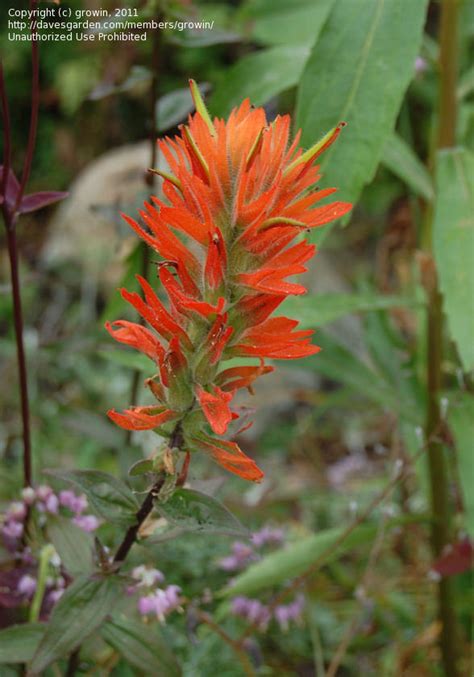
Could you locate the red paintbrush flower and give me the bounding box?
[106,80,351,482]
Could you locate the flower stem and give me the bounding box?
[425,1,460,674]
[114,422,183,563]
[29,544,55,622]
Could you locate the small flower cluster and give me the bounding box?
[106,80,351,483]
[219,526,303,632]
[0,486,100,615]
[231,593,305,633]
[1,485,99,553]
[218,526,285,571]
[129,565,182,623]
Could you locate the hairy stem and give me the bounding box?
[114,423,183,563]
[425,1,460,675]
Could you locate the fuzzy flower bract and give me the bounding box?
[106,81,351,482]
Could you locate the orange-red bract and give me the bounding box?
[106,81,351,482]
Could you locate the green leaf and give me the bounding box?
[296,0,428,231]
[382,133,434,201]
[448,393,474,537]
[304,333,419,423]
[246,0,335,47]
[222,516,424,597]
[221,523,379,597]
[0,623,44,664]
[280,292,421,329]
[156,84,210,133]
[30,574,122,673]
[102,617,181,676]
[209,45,310,118]
[433,148,474,371]
[153,488,247,538]
[128,458,154,476]
[46,469,138,526]
[47,515,95,577]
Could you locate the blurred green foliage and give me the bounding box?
[1,0,473,674]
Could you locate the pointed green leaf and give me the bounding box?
[221,516,425,597]
[30,574,122,673]
[153,488,247,538]
[221,523,378,597]
[46,469,138,526]
[102,617,181,676]
[0,624,44,664]
[296,0,428,237]
[433,148,474,371]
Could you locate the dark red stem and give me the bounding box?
[5,227,33,486]
[114,423,183,564]
[0,0,42,488]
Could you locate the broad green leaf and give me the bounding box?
[153,488,247,538]
[448,393,474,537]
[30,574,122,673]
[222,516,424,597]
[102,617,181,676]
[46,469,138,526]
[0,623,44,664]
[209,45,310,118]
[296,0,428,233]
[433,148,474,371]
[47,515,95,577]
[382,133,434,201]
[221,523,378,597]
[280,292,421,329]
[156,84,210,132]
[246,0,334,47]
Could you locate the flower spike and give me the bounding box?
[106,81,351,483]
